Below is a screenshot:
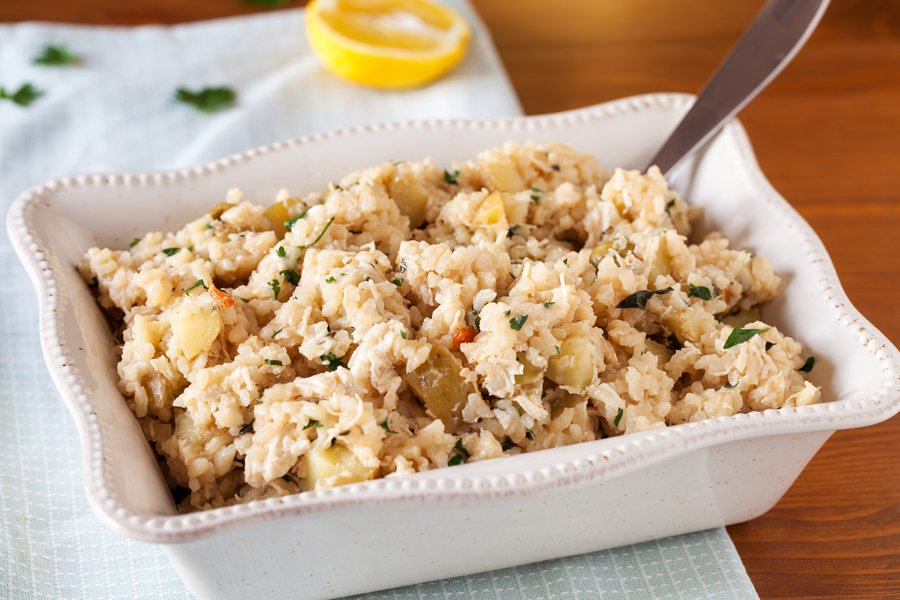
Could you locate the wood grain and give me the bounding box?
[3,1,899,598]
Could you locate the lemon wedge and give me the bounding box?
[306,0,472,89]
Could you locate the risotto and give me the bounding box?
[78,141,819,512]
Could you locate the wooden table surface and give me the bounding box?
[3,1,899,598]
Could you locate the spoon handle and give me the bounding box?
[648,0,830,178]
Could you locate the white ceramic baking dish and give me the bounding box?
[8,93,900,600]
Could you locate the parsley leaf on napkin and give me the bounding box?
[174,87,236,112]
[34,45,78,66]
[0,83,42,107]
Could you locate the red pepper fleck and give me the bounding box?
[723,287,731,304]
[452,326,477,346]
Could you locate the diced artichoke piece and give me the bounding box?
[720,307,761,329]
[664,307,716,344]
[648,235,671,283]
[589,239,633,267]
[406,344,469,430]
[307,444,378,491]
[473,191,506,225]
[550,392,585,418]
[264,197,304,237]
[132,314,165,348]
[547,336,595,389]
[514,353,543,386]
[174,411,212,445]
[485,158,524,193]
[174,307,222,360]
[644,339,673,366]
[388,179,430,228]
[208,202,234,220]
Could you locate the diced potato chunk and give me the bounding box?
[174,307,222,360]
[174,411,212,445]
[389,179,430,228]
[720,307,761,329]
[664,307,716,344]
[547,336,595,389]
[484,158,524,193]
[406,344,469,430]
[307,444,378,491]
[133,314,165,348]
[648,235,671,283]
[514,353,543,385]
[473,191,506,225]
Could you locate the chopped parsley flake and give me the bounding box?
[543,301,555,308]
[0,83,42,107]
[130,238,141,248]
[400,331,407,339]
[380,418,398,434]
[264,359,283,366]
[320,353,347,371]
[276,246,286,258]
[272,327,283,338]
[302,419,323,431]
[298,216,334,249]
[799,356,816,372]
[174,87,235,112]
[184,279,207,296]
[665,198,676,216]
[34,45,78,66]
[448,454,464,466]
[454,438,470,458]
[508,225,519,237]
[284,214,305,232]
[615,287,674,310]
[688,283,712,301]
[724,381,739,389]
[530,188,540,203]
[205,223,214,231]
[515,405,523,416]
[723,327,771,350]
[614,407,624,427]
[268,278,281,300]
[391,278,404,286]
[443,169,460,185]
[325,276,336,284]
[239,297,250,303]
[555,345,561,354]
[161,247,181,257]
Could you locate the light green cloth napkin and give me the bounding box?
[0,5,758,599]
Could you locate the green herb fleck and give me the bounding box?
[320,353,347,371]
[525,428,535,440]
[509,314,528,331]
[665,198,676,217]
[162,247,181,257]
[239,297,250,303]
[284,212,307,232]
[380,418,398,434]
[724,381,739,389]
[391,278,404,286]
[205,223,214,231]
[130,238,141,248]
[0,83,42,107]
[667,332,682,351]
[614,407,624,427]
[543,301,555,308]
[555,345,560,354]
[508,225,520,237]
[298,216,335,249]
[723,327,771,350]
[34,45,78,66]
[239,420,254,435]
[515,405,523,416]
[688,283,712,301]
[174,87,235,113]
[443,169,460,185]
[184,279,207,296]
[302,419,323,431]
[268,278,281,300]
[264,359,283,366]
[454,438,470,458]
[799,356,816,373]
[276,246,286,258]
[90,276,98,287]
[615,287,674,310]
[400,331,407,340]
[501,438,515,452]
[276,269,298,286]
[448,454,464,466]
[325,276,336,284]
[530,188,540,203]
[272,327,283,338]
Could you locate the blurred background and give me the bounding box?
[2,1,898,598]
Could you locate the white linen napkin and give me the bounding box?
[0,4,758,599]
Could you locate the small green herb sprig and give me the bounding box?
[34,45,78,66]
[0,83,42,107]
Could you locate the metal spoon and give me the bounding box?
[647,0,830,178]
